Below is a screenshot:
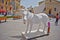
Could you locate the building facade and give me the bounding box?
[45,0,60,15]
[0,0,21,14]
[33,1,45,14]
[33,0,60,16]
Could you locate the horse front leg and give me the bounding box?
[23,19,26,24]
[23,15,26,24]
[25,21,29,34]
[29,21,33,33]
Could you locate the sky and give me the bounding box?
[21,0,43,8]
[58,0,60,1]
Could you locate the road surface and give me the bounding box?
[0,18,60,40]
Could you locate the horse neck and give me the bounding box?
[26,11,34,19]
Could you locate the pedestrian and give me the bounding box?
[55,13,59,26]
[0,7,1,23]
[4,12,7,22]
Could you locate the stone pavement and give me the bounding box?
[0,18,60,40]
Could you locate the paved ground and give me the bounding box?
[0,18,60,40]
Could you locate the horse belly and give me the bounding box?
[31,17,41,24]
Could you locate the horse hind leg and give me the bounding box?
[43,23,46,33]
[37,22,42,32]
[37,24,40,32]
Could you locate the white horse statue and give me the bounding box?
[19,9,28,24]
[19,9,49,33]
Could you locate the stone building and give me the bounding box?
[45,0,60,16]
[33,0,60,16]
[0,0,21,14]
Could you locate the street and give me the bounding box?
[0,18,60,40]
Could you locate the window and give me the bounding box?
[6,2,7,5]
[1,6,3,9]
[2,0,4,3]
[50,0,51,2]
[49,9,51,14]
[54,8,56,11]
[43,7,46,11]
